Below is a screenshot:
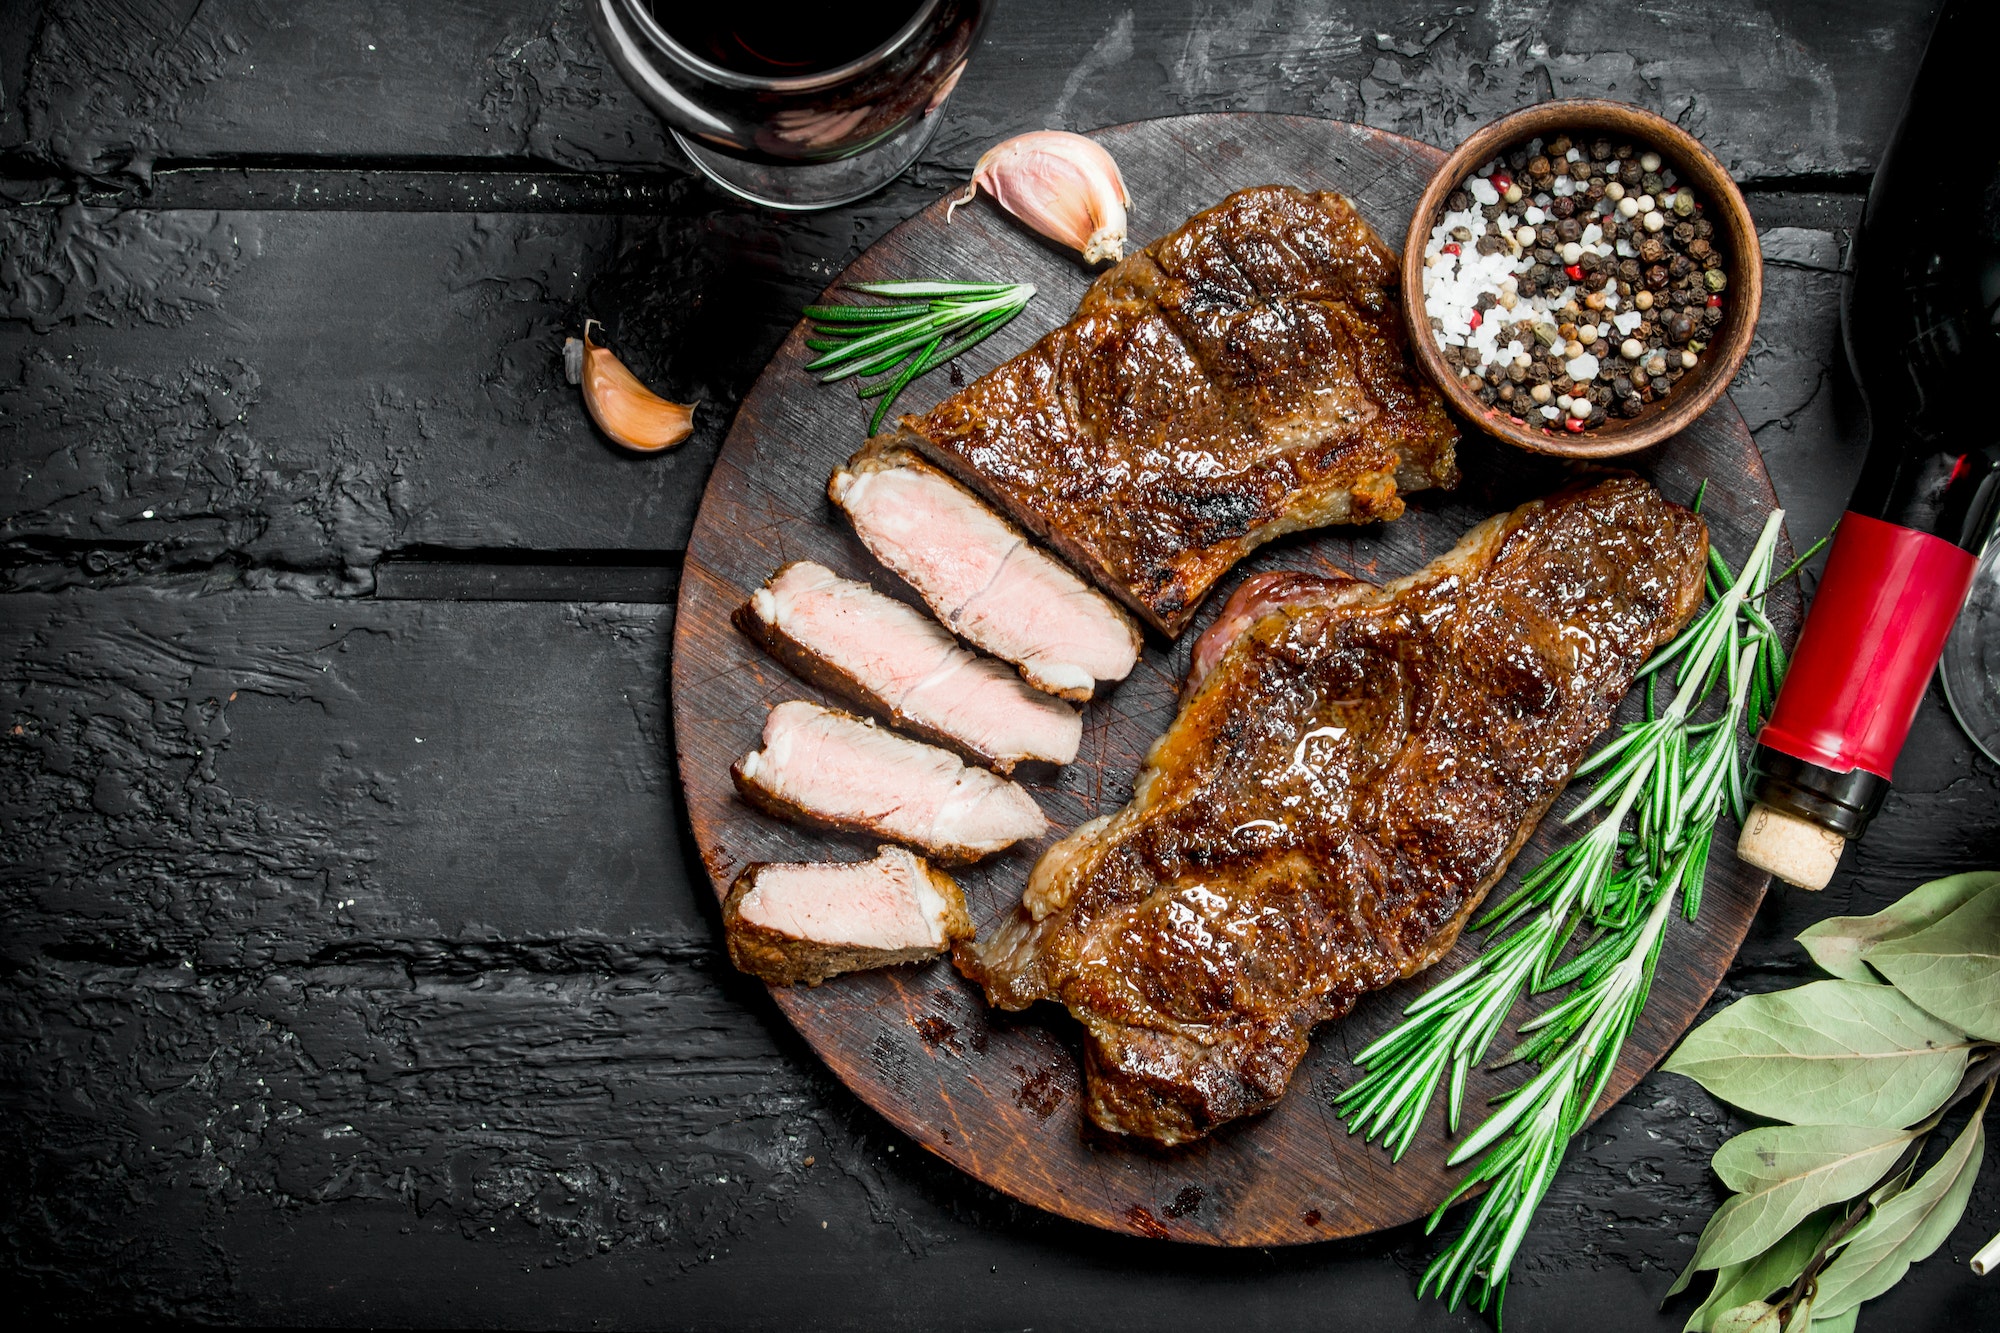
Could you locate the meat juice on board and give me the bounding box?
[1738,0,2000,888]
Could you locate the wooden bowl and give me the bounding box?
[1402,99,1761,459]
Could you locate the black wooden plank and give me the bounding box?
[0,196,1865,575]
[2,0,1933,186]
[0,205,820,572]
[0,588,692,963]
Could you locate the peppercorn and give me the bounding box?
[1528,155,1553,181]
[1672,190,1696,217]
[1615,143,1634,160]
[1704,269,1728,293]
[1498,381,1516,402]
[1638,237,1665,264]
[1556,217,1582,242]
[1620,160,1643,187]
[1590,339,1612,360]
[1450,225,1473,242]
[1694,218,1714,239]
[1507,146,1531,171]
[1618,258,1642,282]
[1619,395,1643,417]
[1448,189,1470,212]
[1646,264,1670,289]
[1687,238,1712,260]
[1670,254,1695,279]
[1551,196,1576,220]
[1674,221,1696,244]
[1703,305,1724,328]
[1569,160,1592,181]
[1537,222,1559,245]
[1548,135,1572,156]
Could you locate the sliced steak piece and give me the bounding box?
[891,184,1460,637]
[724,846,973,986]
[829,441,1140,702]
[733,700,1048,863]
[736,561,1081,773]
[956,478,1708,1145]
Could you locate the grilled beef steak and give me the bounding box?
[831,442,1141,699]
[886,185,1460,636]
[733,701,1047,863]
[725,846,972,987]
[737,561,1082,773]
[956,478,1708,1144]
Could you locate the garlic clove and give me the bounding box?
[949,131,1131,265]
[575,321,695,453]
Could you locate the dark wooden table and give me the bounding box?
[2,2,1994,1327]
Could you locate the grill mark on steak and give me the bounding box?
[953,478,1709,1145]
[894,185,1458,637]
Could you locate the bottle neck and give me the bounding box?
[1845,416,2000,552]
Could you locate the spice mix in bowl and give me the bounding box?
[1403,100,1761,458]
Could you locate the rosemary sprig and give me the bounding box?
[802,280,1036,433]
[1336,498,1795,1318]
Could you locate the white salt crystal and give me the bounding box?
[1566,353,1600,381]
[1582,224,1602,245]
[1524,206,1545,224]
[1614,310,1643,335]
[1469,177,1500,206]
[1552,176,1575,197]
[1541,405,1561,421]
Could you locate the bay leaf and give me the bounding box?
[1683,1125,1911,1273]
[1712,1300,1782,1333]
[1808,1310,1856,1333]
[1798,872,2000,982]
[1682,1206,1836,1332]
[1662,980,1974,1127]
[1861,881,2000,1040]
[1810,1095,1988,1317]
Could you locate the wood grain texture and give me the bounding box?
[673,114,1800,1245]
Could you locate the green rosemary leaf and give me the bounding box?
[801,301,927,322]
[846,279,1021,297]
[865,335,944,434]
[801,281,1035,432]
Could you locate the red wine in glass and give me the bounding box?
[591,0,991,210]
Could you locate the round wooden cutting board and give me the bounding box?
[672,114,1798,1246]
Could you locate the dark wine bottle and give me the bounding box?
[1739,0,2000,888]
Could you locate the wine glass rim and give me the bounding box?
[617,0,946,91]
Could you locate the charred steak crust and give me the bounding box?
[954,478,1709,1145]
[894,185,1460,636]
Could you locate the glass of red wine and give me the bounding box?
[590,0,991,210]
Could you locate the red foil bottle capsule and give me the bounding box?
[1740,0,2000,889]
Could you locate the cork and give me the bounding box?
[1736,802,1845,890]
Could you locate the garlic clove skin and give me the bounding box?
[577,321,695,453]
[951,131,1131,265]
